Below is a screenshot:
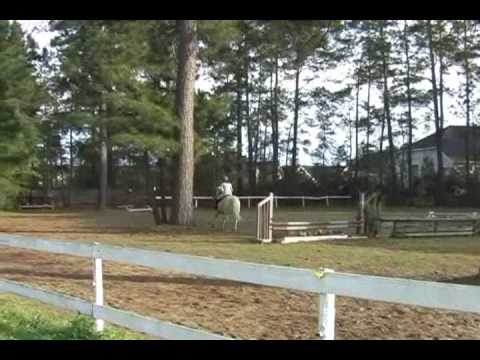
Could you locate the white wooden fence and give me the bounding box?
[155,195,352,209]
[1,233,480,340]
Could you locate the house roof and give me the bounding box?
[411,125,480,160]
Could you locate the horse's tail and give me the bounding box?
[232,196,242,222]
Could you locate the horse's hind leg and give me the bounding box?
[210,212,219,229]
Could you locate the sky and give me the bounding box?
[18,20,472,167]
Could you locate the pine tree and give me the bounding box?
[171,20,198,226]
[0,21,42,208]
[452,20,480,187]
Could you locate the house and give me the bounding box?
[357,126,480,186]
[397,125,480,185]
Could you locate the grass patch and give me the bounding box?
[0,294,146,340]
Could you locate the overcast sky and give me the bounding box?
[18,20,471,166]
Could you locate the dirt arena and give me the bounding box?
[1,206,480,339]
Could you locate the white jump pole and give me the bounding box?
[92,243,104,332]
[318,268,335,340]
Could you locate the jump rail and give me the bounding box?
[2,234,480,339]
[257,193,364,243]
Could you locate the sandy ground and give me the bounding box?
[1,208,480,339]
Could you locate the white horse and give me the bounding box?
[211,195,242,232]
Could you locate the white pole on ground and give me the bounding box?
[318,269,335,340]
[93,243,104,332]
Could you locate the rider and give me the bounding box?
[215,176,233,210]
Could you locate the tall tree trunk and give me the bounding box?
[379,108,386,185]
[427,20,445,204]
[291,66,301,182]
[285,125,292,167]
[354,69,361,179]
[463,21,471,186]
[107,129,115,190]
[253,87,262,168]
[245,57,256,194]
[263,123,268,162]
[404,20,414,197]
[235,74,243,195]
[438,24,446,131]
[98,121,108,210]
[380,23,398,197]
[157,158,168,223]
[172,20,197,225]
[144,151,161,225]
[271,56,280,186]
[365,65,372,161]
[439,54,445,131]
[348,110,353,165]
[68,128,74,207]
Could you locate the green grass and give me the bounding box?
[0,294,146,340]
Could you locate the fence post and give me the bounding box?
[275,196,278,209]
[269,193,274,242]
[194,198,198,209]
[248,198,251,209]
[302,196,305,208]
[318,269,335,340]
[92,242,104,332]
[326,196,330,207]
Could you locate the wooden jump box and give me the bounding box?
[379,217,480,238]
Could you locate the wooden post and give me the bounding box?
[326,196,330,207]
[194,198,198,209]
[318,269,335,340]
[275,196,278,209]
[248,198,251,209]
[93,243,104,332]
[302,196,305,208]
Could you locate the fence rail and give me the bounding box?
[1,233,480,339]
[154,195,352,208]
